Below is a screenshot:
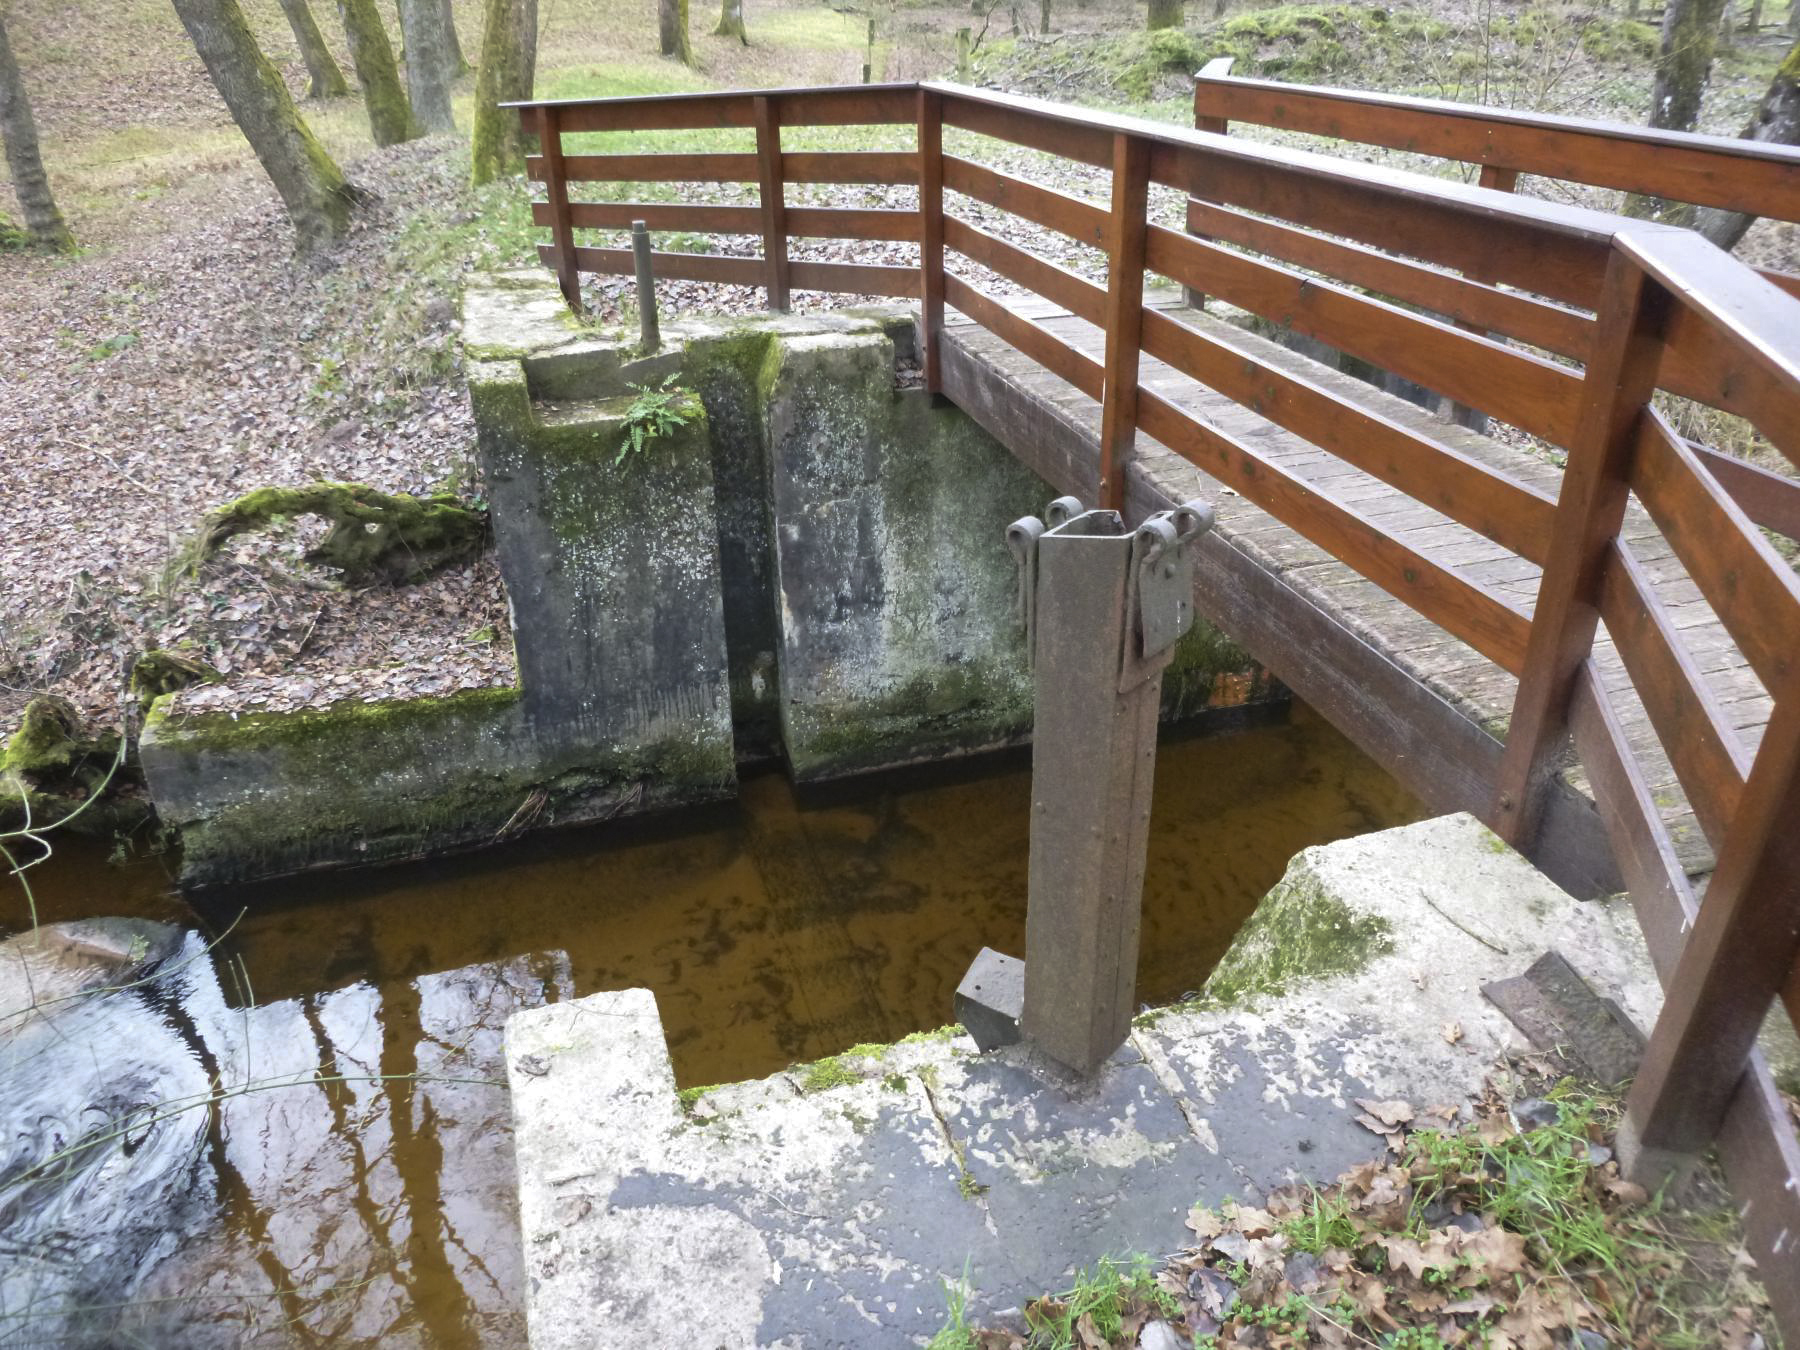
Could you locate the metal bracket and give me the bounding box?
[1122,498,1214,690]
[1010,496,1213,681]
[1007,514,1046,666]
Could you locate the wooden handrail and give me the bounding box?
[508,80,1800,1321]
[1191,67,1800,223]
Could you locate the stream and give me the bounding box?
[0,704,1422,1348]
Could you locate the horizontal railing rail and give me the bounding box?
[1191,60,1800,304]
[506,80,1800,1324]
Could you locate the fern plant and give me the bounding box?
[618,373,691,464]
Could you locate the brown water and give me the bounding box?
[1,704,1421,1347]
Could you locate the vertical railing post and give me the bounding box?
[753,95,790,312]
[917,88,946,395]
[1098,132,1149,516]
[1619,700,1800,1184]
[1184,58,1231,312]
[1491,249,1668,847]
[1440,163,1521,430]
[537,105,581,313]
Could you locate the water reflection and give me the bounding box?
[1,705,1422,1347]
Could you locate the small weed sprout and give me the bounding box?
[619,373,691,464]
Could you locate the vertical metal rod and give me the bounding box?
[631,220,660,352]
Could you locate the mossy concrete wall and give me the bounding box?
[139,271,1282,886]
[139,272,738,887]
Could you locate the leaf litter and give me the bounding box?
[940,1067,1778,1350]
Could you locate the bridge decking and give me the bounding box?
[938,295,1772,890]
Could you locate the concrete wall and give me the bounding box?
[141,272,1283,886]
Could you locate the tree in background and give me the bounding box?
[170,0,359,254]
[1649,0,1731,131]
[715,0,747,45]
[275,0,351,98]
[470,0,537,184]
[1693,38,1800,247]
[660,0,693,63]
[0,7,74,252]
[338,0,421,145]
[1147,0,1181,30]
[441,0,471,74]
[399,0,456,130]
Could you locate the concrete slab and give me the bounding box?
[506,817,1661,1347]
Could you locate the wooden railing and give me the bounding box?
[1192,59,1800,301]
[508,82,1800,1320]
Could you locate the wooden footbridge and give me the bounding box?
[507,77,1800,1321]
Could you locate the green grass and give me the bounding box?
[1023,1254,1181,1350]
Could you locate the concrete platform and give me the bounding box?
[503,813,1663,1348]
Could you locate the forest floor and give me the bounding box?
[1,0,1796,741]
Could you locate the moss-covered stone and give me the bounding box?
[1196,867,1395,1008]
[196,482,488,585]
[141,685,737,887]
[0,697,148,837]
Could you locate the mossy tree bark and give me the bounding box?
[275,0,351,97]
[1650,0,1730,131]
[1692,38,1800,248]
[0,11,75,252]
[172,0,358,254]
[714,0,747,44]
[337,0,421,145]
[1624,0,1729,219]
[1146,0,1181,30]
[660,0,693,63]
[469,0,535,183]
[399,0,456,130]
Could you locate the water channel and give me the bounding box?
[1,704,1422,1347]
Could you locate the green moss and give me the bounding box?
[898,1023,962,1045]
[149,686,733,884]
[798,1055,865,1094]
[789,660,1033,780]
[144,684,519,755]
[1192,868,1395,1008]
[0,696,143,837]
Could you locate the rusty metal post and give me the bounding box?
[957,495,1214,1075]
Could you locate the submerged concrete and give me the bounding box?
[504,812,1661,1348]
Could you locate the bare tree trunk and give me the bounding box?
[1649,0,1730,130]
[1790,0,1800,36]
[715,0,747,43]
[521,0,538,91]
[470,0,534,183]
[338,0,420,145]
[1147,0,1181,28]
[1040,0,1052,32]
[1693,39,1800,247]
[1747,0,1764,31]
[440,0,470,73]
[170,0,357,254]
[399,0,455,130]
[660,0,693,62]
[1718,0,1737,46]
[276,0,351,97]
[0,10,74,251]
